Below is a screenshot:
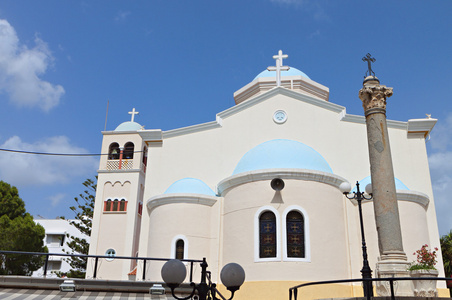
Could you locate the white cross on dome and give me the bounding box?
[267,50,290,87]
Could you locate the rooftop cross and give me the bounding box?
[362,53,376,78]
[128,108,139,122]
[267,50,290,87]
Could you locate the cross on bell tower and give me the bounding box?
[267,50,290,87]
[128,108,139,122]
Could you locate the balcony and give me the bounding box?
[106,159,133,170]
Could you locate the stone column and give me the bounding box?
[359,76,413,296]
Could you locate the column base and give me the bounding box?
[375,252,414,297]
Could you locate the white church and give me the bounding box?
[88,51,446,299]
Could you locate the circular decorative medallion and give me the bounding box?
[273,110,287,124]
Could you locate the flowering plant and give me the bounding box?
[408,244,439,270]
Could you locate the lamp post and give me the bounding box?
[340,181,374,297]
[161,258,245,300]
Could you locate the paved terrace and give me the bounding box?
[0,276,194,300]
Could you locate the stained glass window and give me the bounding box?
[286,211,304,258]
[175,239,184,260]
[259,211,277,258]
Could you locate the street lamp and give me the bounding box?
[340,181,374,297]
[161,258,245,300]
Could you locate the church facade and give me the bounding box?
[88,51,446,299]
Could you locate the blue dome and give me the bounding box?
[253,66,310,81]
[233,139,332,175]
[164,178,216,196]
[115,121,142,131]
[352,176,410,192]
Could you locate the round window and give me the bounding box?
[105,248,116,261]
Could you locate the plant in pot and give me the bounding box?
[409,244,439,297]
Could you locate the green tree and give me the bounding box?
[441,230,452,278]
[60,177,96,278]
[0,181,47,275]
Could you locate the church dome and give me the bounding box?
[114,121,142,131]
[353,176,410,192]
[232,139,332,175]
[164,178,216,196]
[253,66,310,81]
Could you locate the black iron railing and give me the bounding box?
[0,250,202,281]
[289,276,450,300]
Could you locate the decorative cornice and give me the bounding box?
[407,118,437,138]
[220,87,343,120]
[162,121,221,139]
[397,190,430,208]
[338,113,408,130]
[353,190,429,209]
[233,75,329,104]
[217,168,348,196]
[146,194,218,210]
[98,169,142,174]
[138,130,163,141]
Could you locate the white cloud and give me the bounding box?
[0,19,65,111]
[115,11,131,22]
[49,193,66,207]
[0,136,98,187]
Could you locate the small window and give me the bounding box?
[175,240,184,260]
[119,199,126,211]
[259,211,277,258]
[113,199,119,211]
[123,142,134,159]
[46,234,65,247]
[286,211,305,258]
[48,261,62,271]
[105,248,116,261]
[108,143,120,160]
[105,199,112,211]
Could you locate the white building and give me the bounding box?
[33,219,89,278]
[88,51,447,299]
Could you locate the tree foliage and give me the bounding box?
[0,181,47,275]
[441,230,452,278]
[60,177,96,278]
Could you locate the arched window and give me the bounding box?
[105,199,112,211]
[286,211,304,258]
[123,142,134,159]
[119,199,126,211]
[259,211,277,258]
[113,199,119,211]
[108,143,120,160]
[175,239,184,260]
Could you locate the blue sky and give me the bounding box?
[0,1,451,236]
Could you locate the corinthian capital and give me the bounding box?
[359,84,393,113]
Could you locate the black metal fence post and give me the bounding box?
[93,257,99,279]
[43,254,49,277]
[142,259,146,280]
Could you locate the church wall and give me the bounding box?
[144,202,217,283]
[222,179,350,282]
[139,90,442,282]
